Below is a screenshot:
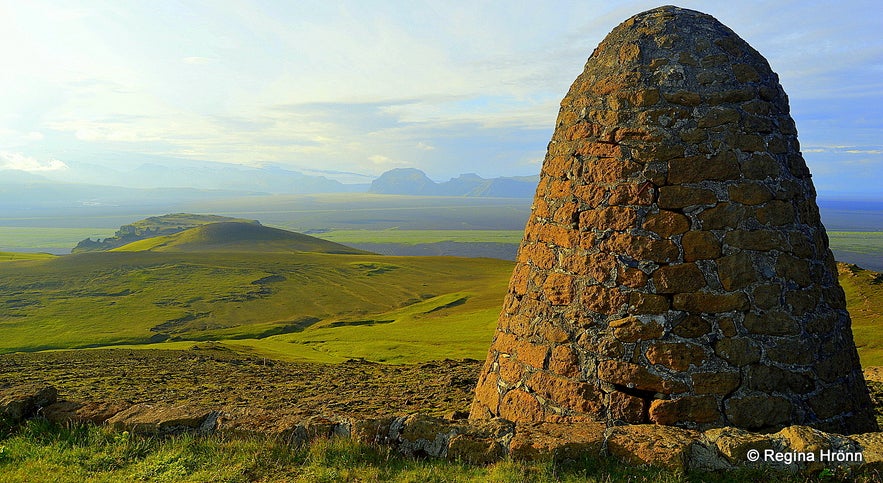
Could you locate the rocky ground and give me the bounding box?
[2,346,881,429]
[3,347,883,474]
[0,346,481,420]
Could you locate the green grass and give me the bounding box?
[828,232,883,254]
[0,419,825,483]
[0,227,115,251]
[0,250,511,362]
[3,246,883,367]
[111,222,366,254]
[0,252,57,262]
[839,263,883,367]
[234,291,503,364]
[2,221,883,367]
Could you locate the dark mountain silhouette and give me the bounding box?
[369,168,537,197]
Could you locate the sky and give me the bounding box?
[0,0,881,196]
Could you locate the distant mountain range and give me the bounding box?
[0,163,539,212]
[369,168,538,197]
[24,160,362,194]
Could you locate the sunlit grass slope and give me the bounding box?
[839,263,883,367]
[0,252,56,262]
[3,223,881,366]
[112,222,367,254]
[0,246,511,361]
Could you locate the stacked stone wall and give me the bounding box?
[470,6,878,434]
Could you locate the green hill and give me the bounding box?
[3,216,882,367]
[0,251,57,262]
[840,263,883,366]
[112,222,367,254]
[72,213,261,253]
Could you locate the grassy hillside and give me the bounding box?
[3,248,882,367]
[2,216,882,367]
[72,213,261,253]
[840,263,883,366]
[0,420,811,483]
[0,252,56,261]
[0,249,511,361]
[112,222,367,254]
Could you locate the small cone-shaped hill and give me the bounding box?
[470,6,878,434]
[113,222,367,254]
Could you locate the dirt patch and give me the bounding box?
[0,348,480,419]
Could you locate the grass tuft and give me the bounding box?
[5,420,871,482]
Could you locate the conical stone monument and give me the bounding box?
[470,5,878,434]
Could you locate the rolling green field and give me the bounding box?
[0,252,57,261]
[0,227,116,252]
[2,248,882,367]
[1,215,882,366]
[827,231,883,254]
[0,247,511,363]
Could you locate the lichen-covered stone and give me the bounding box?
[672,292,749,313]
[691,372,741,396]
[653,264,705,293]
[645,342,706,371]
[682,231,721,261]
[609,391,646,424]
[43,401,127,426]
[649,395,719,426]
[704,427,774,464]
[609,316,664,342]
[470,5,877,434]
[725,395,793,430]
[671,315,711,338]
[628,292,670,314]
[508,422,605,461]
[607,425,700,472]
[643,210,690,238]
[597,360,686,394]
[498,389,544,423]
[106,404,219,435]
[528,371,602,415]
[714,337,762,367]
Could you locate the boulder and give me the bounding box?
[106,404,219,435]
[0,385,57,423]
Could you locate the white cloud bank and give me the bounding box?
[0,152,68,172]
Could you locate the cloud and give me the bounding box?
[803,145,883,155]
[0,152,68,172]
[1,1,879,195]
[368,154,395,165]
[0,128,45,147]
[182,56,216,65]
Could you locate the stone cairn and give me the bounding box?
[470,5,878,435]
